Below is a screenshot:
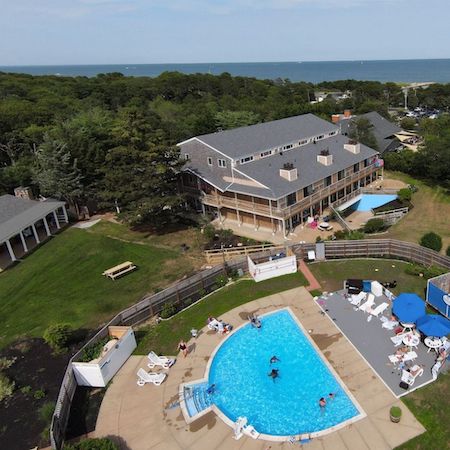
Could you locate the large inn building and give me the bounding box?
[178,113,380,236]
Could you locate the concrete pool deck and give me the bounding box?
[94,286,425,449]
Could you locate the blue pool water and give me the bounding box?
[208,309,359,436]
[353,194,397,212]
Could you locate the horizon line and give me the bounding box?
[1,57,450,68]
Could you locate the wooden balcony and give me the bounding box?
[200,165,377,220]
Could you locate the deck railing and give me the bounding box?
[50,238,450,449]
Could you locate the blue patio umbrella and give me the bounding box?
[416,314,450,338]
[392,293,426,323]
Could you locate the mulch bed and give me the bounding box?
[0,339,73,450]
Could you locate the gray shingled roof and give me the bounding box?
[196,113,339,158]
[340,112,401,153]
[236,134,378,199]
[0,194,65,243]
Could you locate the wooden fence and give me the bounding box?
[50,239,450,449]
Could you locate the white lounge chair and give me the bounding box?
[136,368,166,386]
[368,302,389,318]
[349,291,366,306]
[359,293,375,312]
[390,333,408,346]
[381,316,399,330]
[307,250,316,261]
[147,351,175,369]
[208,319,224,333]
[388,351,417,366]
[401,365,424,386]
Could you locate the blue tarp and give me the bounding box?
[392,293,426,323]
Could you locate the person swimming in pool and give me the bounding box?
[319,397,326,408]
[270,356,280,364]
[206,384,216,395]
[328,392,336,401]
[268,368,279,381]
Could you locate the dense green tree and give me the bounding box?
[214,110,260,130]
[33,137,83,208]
[101,145,185,228]
[349,117,378,150]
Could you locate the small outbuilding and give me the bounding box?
[72,326,137,388]
[427,272,450,319]
[0,187,68,269]
[248,249,297,282]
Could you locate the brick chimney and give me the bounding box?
[331,114,340,124]
[14,186,34,200]
[344,139,361,154]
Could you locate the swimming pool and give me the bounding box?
[352,194,397,212]
[202,309,363,438]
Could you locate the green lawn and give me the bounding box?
[0,226,197,348]
[134,271,307,355]
[395,373,450,450]
[309,259,428,297]
[383,171,450,252]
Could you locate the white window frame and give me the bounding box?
[260,150,272,158]
[218,159,227,168]
[240,155,254,164]
[207,157,213,166]
[184,154,190,160]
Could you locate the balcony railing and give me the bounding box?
[200,164,377,220]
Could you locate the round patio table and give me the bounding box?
[424,337,442,353]
[319,222,331,229]
[403,333,420,348]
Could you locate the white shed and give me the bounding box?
[248,250,297,283]
[72,326,137,387]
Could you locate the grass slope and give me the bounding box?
[309,259,428,297]
[383,171,450,252]
[134,272,307,355]
[0,227,195,348]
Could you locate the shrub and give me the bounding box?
[363,218,386,234]
[215,274,228,287]
[34,389,46,399]
[390,406,402,418]
[39,402,54,424]
[79,337,110,363]
[202,224,216,241]
[160,302,176,319]
[0,373,15,401]
[419,232,443,252]
[446,245,450,257]
[346,230,365,240]
[0,357,16,370]
[64,437,119,450]
[20,385,32,395]
[397,188,412,203]
[43,323,72,353]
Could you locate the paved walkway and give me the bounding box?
[298,260,322,292]
[94,287,425,450]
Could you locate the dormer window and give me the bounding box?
[240,155,254,164]
[218,159,227,168]
[184,154,190,160]
[260,150,272,158]
[207,157,212,166]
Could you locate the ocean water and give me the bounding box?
[1,59,450,82]
[208,309,359,436]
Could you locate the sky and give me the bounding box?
[0,0,448,65]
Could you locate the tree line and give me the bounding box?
[0,71,449,226]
